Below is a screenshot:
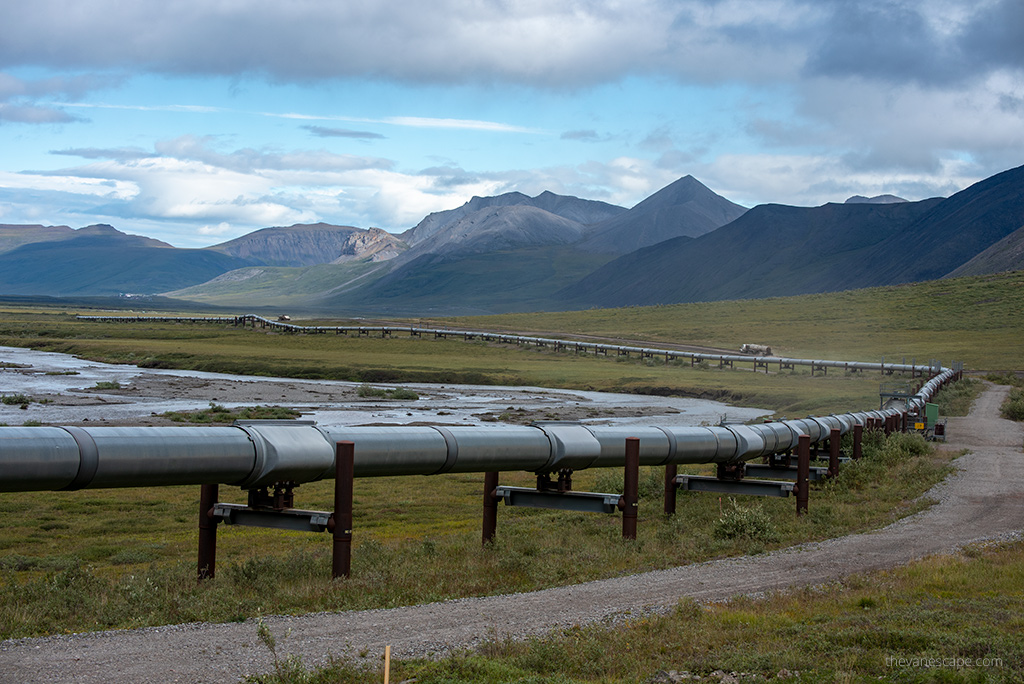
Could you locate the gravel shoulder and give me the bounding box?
[2,384,1022,684]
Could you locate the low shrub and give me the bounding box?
[712,498,779,543]
[356,385,419,400]
[1002,387,1024,421]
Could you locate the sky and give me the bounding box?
[1,1,1022,248]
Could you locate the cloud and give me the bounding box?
[561,129,601,141]
[697,152,979,208]
[0,2,1019,94]
[51,147,155,161]
[0,71,121,124]
[0,103,81,124]
[0,2,873,87]
[302,125,385,140]
[149,134,394,173]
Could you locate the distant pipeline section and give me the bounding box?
[77,314,947,376]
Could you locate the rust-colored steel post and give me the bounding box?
[332,441,354,579]
[796,434,810,516]
[828,428,841,478]
[901,411,908,433]
[663,462,678,515]
[622,437,640,539]
[197,483,219,581]
[482,471,499,545]
[853,423,863,460]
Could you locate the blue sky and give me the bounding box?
[1,0,1022,247]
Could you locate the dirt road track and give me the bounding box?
[2,385,1022,683]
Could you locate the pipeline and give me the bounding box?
[0,355,959,493]
[76,314,947,376]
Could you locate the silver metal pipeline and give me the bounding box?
[0,364,958,493]
[77,314,947,376]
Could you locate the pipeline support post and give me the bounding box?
[853,423,863,460]
[482,471,499,545]
[664,462,678,515]
[197,483,219,581]
[796,434,810,516]
[622,437,640,539]
[828,428,841,478]
[331,441,354,579]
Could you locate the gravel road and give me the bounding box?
[2,384,1021,683]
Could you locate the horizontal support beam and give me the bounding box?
[674,475,794,497]
[212,503,331,532]
[744,464,830,482]
[494,485,622,514]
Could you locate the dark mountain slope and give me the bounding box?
[579,175,747,254]
[0,236,254,296]
[871,163,1024,283]
[945,224,1024,277]
[326,245,613,315]
[560,199,942,307]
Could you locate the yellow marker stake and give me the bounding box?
[384,644,391,684]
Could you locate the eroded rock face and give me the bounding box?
[210,223,406,266]
[331,227,406,263]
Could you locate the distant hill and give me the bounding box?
[0,224,75,254]
[395,205,590,264]
[0,231,252,296]
[208,223,405,267]
[0,223,170,254]
[401,191,625,246]
[845,194,907,204]
[579,176,747,253]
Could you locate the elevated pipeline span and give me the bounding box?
[1,320,960,492]
[78,314,946,375]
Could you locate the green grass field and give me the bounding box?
[443,270,1024,371]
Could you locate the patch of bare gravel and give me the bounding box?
[2,385,1022,684]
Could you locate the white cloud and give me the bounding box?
[0,169,138,199]
[699,153,980,207]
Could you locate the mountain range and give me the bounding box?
[1,165,1023,313]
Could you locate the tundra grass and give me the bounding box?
[0,432,952,638]
[258,540,1024,684]
[444,270,1024,371]
[0,311,917,416]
